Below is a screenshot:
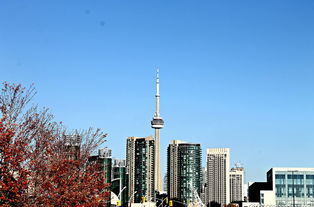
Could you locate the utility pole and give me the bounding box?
[289,170,298,207]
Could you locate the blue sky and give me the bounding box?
[1,0,314,182]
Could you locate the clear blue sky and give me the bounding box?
[1,0,314,183]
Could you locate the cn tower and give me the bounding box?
[151,68,164,192]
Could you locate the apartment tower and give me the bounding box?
[88,148,112,206]
[230,166,244,202]
[206,148,230,207]
[111,159,128,207]
[88,148,112,184]
[126,136,155,203]
[168,140,202,204]
[64,134,81,160]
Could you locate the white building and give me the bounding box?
[98,147,112,158]
[248,168,314,206]
[262,167,314,206]
[206,148,230,207]
[260,190,276,205]
[130,202,156,207]
[243,183,249,201]
[230,167,244,202]
[241,202,260,207]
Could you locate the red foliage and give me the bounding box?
[28,139,110,206]
[0,83,109,207]
[0,120,29,206]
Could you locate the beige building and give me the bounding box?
[206,148,230,207]
[230,166,244,202]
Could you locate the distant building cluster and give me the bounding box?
[67,71,314,207]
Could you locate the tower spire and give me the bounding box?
[155,68,160,117]
[156,68,160,96]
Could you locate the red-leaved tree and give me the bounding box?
[0,83,110,206]
[0,119,29,206]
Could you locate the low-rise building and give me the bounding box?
[266,167,314,206]
[249,167,314,206]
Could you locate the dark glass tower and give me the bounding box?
[167,140,202,204]
[88,148,112,206]
[126,136,155,203]
[111,159,128,207]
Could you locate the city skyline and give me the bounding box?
[1,0,314,184]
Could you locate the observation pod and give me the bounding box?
[151,117,164,129]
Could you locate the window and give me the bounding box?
[307,185,314,197]
[276,174,286,185]
[307,175,314,185]
[276,184,286,197]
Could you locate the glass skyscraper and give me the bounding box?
[88,148,112,184]
[167,140,202,204]
[111,159,128,207]
[88,148,112,206]
[126,136,155,203]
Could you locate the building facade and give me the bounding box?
[265,167,314,206]
[111,159,128,207]
[230,166,244,202]
[99,148,112,184]
[167,140,202,204]
[126,136,155,203]
[163,174,168,193]
[88,148,112,206]
[201,167,207,204]
[88,148,112,184]
[248,182,272,203]
[64,134,81,160]
[206,148,230,207]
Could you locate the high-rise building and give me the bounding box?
[230,166,244,202]
[163,174,168,193]
[64,134,81,160]
[89,147,112,184]
[126,136,155,203]
[201,167,207,204]
[151,69,164,192]
[168,140,202,204]
[99,147,112,158]
[111,159,128,207]
[89,148,112,206]
[206,148,230,207]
